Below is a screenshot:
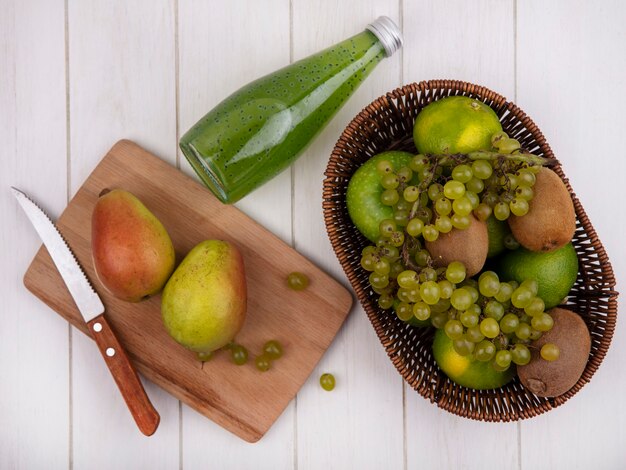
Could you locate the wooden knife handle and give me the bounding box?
[87,314,160,436]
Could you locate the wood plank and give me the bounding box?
[23,140,353,444]
[403,1,520,468]
[291,3,405,469]
[176,0,295,466]
[66,1,180,467]
[517,2,626,468]
[0,1,70,468]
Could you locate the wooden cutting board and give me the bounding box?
[23,140,352,442]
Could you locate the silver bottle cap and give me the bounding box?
[366,16,403,57]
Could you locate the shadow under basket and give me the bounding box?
[323,79,619,421]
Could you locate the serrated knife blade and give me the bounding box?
[11,187,104,322]
[12,186,160,436]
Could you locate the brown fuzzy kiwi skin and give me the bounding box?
[518,308,591,398]
[425,215,488,277]
[508,168,576,253]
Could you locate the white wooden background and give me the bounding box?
[1,1,625,469]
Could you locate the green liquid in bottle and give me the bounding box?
[180,17,402,203]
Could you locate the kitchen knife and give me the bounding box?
[11,187,160,436]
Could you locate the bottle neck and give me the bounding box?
[366,16,403,58]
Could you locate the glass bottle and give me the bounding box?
[180,16,403,203]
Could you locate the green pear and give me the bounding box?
[161,240,247,356]
[92,189,175,302]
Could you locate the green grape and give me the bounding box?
[231,344,249,365]
[464,286,480,304]
[462,278,479,289]
[197,351,214,362]
[287,272,310,290]
[516,186,534,201]
[263,340,283,359]
[403,185,419,202]
[450,288,473,311]
[415,249,430,267]
[443,180,466,199]
[407,288,421,303]
[491,130,508,148]
[380,245,399,260]
[493,202,510,221]
[395,302,413,321]
[381,173,400,189]
[420,281,441,305]
[410,155,429,172]
[396,288,411,303]
[381,189,399,206]
[397,270,418,289]
[529,328,542,341]
[435,215,453,234]
[389,231,405,247]
[253,353,271,372]
[431,298,451,313]
[500,313,520,334]
[453,337,475,356]
[374,258,391,275]
[396,198,411,211]
[494,282,514,303]
[510,198,529,216]
[375,236,389,247]
[428,183,444,201]
[478,271,500,297]
[498,138,521,154]
[379,219,397,238]
[445,261,466,284]
[501,174,519,190]
[362,245,377,257]
[430,311,448,329]
[503,234,520,250]
[376,160,393,175]
[500,191,515,204]
[320,373,335,391]
[460,309,479,328]
[438,280,455,299]
[413,302,431,321]
[472,159,493,180]
[360,254,376,271]
[369,272,389,289]
[452,196,472,216]
[451,213,471,229]
[515,322,531,340]
[493,334,510,350]
[465,191,480,209]
[406,218,424,237]
[393,210,410,227]
[495,350,512,368]
[466,177,484,194]
[389,262,404,279]
[378,294,394,309]
[372,285,391,295]
[452,164,473,183]
[484,300,505,321]
[517,169,536,187]
[531,313,554,332]
[474,340,496,361]
[480,318,500,338]
[541,343,560,361]
[521,279,539,296]
[444,319,464,340]
[511,344,531,365]
[473,203,492,221]
[524,297,545,316]
[481,191,499,207]
[466,325,485,343]
[435,197,452,216]
[416,207,433,224]
[419,267,438,282]
[397,166,413,182]
[511,286,533,308]
[423,225,439,242]
[492,361,511,372]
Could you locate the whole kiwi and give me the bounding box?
[425,215,488,277]
[518,308,591,397]
[508,168,576,253]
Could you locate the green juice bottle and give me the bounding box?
[180,17,403,204]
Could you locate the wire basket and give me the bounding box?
[323,79,618,421]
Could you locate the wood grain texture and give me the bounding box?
[0,0,70,468]
[23,140,353,444]
[403,2,520,469]
[517,2,626,469]
[88,314,160,436]
[177,1,296,467]
[66,1,180,467]
[291,2,405,469]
